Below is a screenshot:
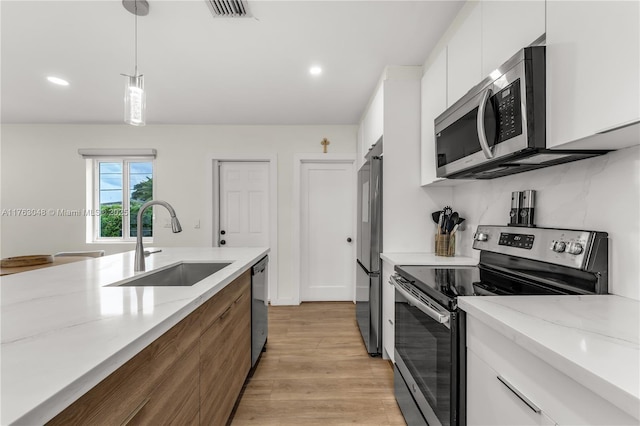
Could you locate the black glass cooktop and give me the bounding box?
[394,265,479,308]
[395,262,575,310]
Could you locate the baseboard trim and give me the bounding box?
[269,298,299,306]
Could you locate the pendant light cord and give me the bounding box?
[134,0,138,76]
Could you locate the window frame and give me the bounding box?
[91,157,155,243]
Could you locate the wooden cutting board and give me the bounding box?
[0,256,88,276]
[1,255,53,268]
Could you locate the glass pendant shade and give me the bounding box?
[124,74,145,126]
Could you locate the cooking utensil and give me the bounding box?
[447,212,459,233]
[440,206,452,234]
[451,217,466,234]
[432,211,441,224]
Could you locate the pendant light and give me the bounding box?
[121,0,149,126]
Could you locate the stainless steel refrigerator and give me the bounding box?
[356,137,382,356]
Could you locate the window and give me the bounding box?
[93,159,154,241]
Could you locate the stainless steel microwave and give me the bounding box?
[434,46,609,179]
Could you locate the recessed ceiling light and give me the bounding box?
[46,76,69,86]
[309,66,322,76]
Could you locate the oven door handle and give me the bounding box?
[477,87,495,159]
[392,276,450,328]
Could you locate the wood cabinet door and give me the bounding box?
[149,306,201,387]
[128,344,200,426]
[200,271,250,332]
[200,279,251,425]
[47,345,153,426]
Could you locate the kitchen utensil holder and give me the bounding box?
[435,233,455,257]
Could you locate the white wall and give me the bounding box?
[449,145,640,301]
[0,124,357,303]
[382,78,451,253]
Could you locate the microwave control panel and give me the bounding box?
[494,79,523,143]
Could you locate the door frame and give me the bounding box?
[292,153,357,305]
[205,154,278,303]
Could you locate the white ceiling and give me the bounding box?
[1,0,464,125]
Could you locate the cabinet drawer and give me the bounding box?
[467,350,556,426]
[149,307,201,386]
[200,270,251,332]
[47,345,153,426]
[128,344,200,426]
[467,316,637,425]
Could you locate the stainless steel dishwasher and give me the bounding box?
[251,256,268,368]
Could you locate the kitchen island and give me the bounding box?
[1,247,268,425]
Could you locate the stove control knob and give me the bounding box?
[474,232,488,242]
[567,242,584,255]
[551,241,566,253]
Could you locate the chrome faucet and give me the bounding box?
[134,200,182,272]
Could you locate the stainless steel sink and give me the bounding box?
[110,262,232,287]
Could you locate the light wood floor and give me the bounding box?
[231,302,406,425]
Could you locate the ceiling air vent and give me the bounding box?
[205,0,251,17]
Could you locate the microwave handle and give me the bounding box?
[477,87,495,159]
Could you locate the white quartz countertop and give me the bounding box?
[380,252,478,266]
[458,295,640,420]
[0,247,269,425]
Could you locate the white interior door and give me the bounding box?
[219,162,269,247]
[300,161,355,301]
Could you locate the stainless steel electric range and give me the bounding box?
[392,225,609,426]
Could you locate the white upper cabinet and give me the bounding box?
[356,122,365,170]
[361,84,384,161]
[481,1,545,76]
[447,3,482,106]
[421,48,448,185]
[546,1,640,149]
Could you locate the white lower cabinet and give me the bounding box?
[466,315,638,426]
[381,259,394,362]
[467,350,556,426]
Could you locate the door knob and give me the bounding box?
[220,230,226,235]
[220,240,226,245]
[347,237,352,243]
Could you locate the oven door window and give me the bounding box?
[395,290,453,426]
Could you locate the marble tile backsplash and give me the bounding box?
[451,145,640,300]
